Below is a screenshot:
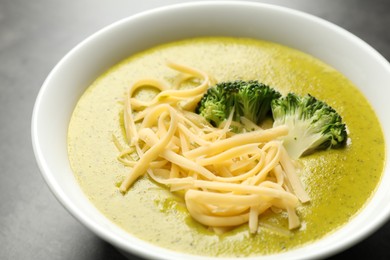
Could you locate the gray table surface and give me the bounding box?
[1,0,389,259]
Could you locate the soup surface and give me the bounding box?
[68,37,385,256]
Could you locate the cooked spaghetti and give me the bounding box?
[115,62,310,233]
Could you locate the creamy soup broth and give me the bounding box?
[68,37,385,256]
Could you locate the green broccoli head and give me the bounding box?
[195,83,229,127]
[271,93,347,159]
[236,81,282,124]
[196,80,281,127]
[198,97,227,127]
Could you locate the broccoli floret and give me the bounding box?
[271,93,347,159]
[195,80,281,127]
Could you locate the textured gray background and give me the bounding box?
[1,0,389,259]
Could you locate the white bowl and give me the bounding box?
[32,1,390,259]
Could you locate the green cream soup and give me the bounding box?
[68,37,385,257]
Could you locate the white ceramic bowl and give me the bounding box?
[32,1,390,259]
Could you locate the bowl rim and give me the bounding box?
[31,1,390,259]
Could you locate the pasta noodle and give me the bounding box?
[116,62,310,233]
